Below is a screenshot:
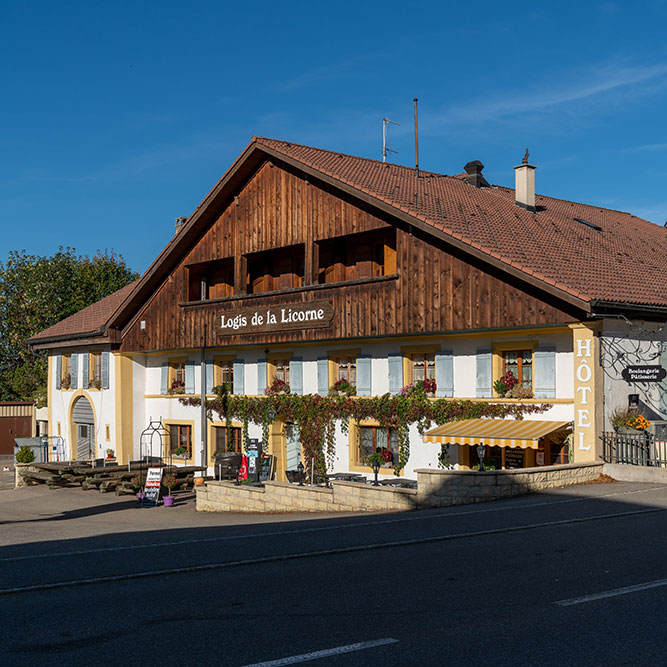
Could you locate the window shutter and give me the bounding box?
[56,354,62,390]
[435,351,454,397]
[82,354,89,390]
[534,347,556,398]
[233,359,245,395]
[257,360,267,394]
[185,360,195,394]
[160,362,169,395]
[101,351,110,390]
[290,358,303,395]
[71,354,79,390]
[317,357,329,395]
[476,349,492,398]
[388,354,403,395]
[205,361,214,394]
[357,355,372,396]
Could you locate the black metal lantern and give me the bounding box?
[476,444,486,471]
[297,461,305,486]
[370,458,381,486]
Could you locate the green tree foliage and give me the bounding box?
[0,248,138,404]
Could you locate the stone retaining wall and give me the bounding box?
[196,462,604,513]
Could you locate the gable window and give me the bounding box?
[358,426,399,467]
[317,229,396,284]
[503,350,533,389]
[187,258,234,301]
[213,425,242,453]
[167,423,192,457]
[246,245,305,294]
[89,352,102,389]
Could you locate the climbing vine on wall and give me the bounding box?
[181,380,549,475]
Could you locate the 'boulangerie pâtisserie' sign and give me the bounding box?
[218,301,334,335]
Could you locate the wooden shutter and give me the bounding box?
[317,357,329,395]
[435,351,454,397]
[290,358,303,395]
[233,359,245,395]
[160,362,169,395]
[534,347,556,398]
[388,354,403,395]
[71,354,79,390]
[101,350,110,389]
[82,354,89,390]
[357,355,372,396]
[476,349,492,398]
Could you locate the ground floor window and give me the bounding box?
[168,424,192,457]
[213,425,242,453]
[548,440,569,465]
[358,426,399,466]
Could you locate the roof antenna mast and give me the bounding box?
[413,97,420,177]
[382,118,400,162]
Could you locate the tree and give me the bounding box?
[0,248,138,405]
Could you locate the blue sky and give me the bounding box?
[2,1,667,273]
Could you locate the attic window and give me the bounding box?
[574,217,602,231]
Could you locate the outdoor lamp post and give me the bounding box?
[476,444,486,471]
[297,461,305,486]
[370,458,381,485]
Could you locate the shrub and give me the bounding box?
[15,445,35,463]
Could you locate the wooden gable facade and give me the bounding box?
[119,156,582,353]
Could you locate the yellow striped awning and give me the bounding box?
[423,419,572,450]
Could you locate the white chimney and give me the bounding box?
[514,149,536,212]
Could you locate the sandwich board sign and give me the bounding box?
[142,467,163,508]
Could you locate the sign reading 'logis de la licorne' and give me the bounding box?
[218,301,334,335]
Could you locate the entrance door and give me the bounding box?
[76,423,93,460]
[285,423,300,470]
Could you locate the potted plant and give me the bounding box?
[265,378,290,395]
[105,448,115,459]
[365,448,393,485]
[611,408,650,434]
[162,472,178,506]
[169,379,185,395]
[89,378,102,389]
[172,446,189,458]
[505,385,533,399]
[60,373,71,390]
[15,445,36,464]
[329,378,356,397]
[131,474,144,500]
[400,379,436,398]
[493,371,518,397]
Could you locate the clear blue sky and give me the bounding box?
[2,1,667,274]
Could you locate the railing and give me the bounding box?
[601,431,667,468]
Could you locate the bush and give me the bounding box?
[15,445,35,463]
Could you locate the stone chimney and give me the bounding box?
[175,216,187,234]
[514,149,536,212]
[463,160,489,188]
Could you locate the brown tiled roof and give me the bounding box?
[28,281,138,342]
[255,137,667,308]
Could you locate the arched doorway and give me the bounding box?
[72,396,95,460]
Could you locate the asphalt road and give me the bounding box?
[1,481,666,666]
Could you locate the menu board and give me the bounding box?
[142,467,163,507]
[260,454,274,482]
[504,449,524,469]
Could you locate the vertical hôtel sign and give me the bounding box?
[571,324,599,462]
[218,301,334,336]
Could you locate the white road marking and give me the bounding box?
[0,505,663,596]
[240,638,398,666]
[2,484,664,563]
[555,578,667,606]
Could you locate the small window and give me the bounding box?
[213,425,242,453]
[61,354,72,390]
[169,362,186,394]
[503,350,533,389]
[89,352,102,388]
[335,356,357,388]
[358,426,399,467]
[411,353,435,383]
[168,424,192,457]
[273,359,290,386]
[216,360,234,391]
[574,217,602,231]
[246,245,305,294]
[187,258,234,301]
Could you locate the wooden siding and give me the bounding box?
[120,161,579,352]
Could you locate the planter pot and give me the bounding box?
[617,426,644,435]
[137,492,143,502]
[163,495,175,507]
[194,477,205,486]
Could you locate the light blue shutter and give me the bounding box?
[357,355,372,396]
[435,351,454,397]
[56,354,62,390]
[233,359,245,395]
[205,361,214,394]
[71,354,79,390]
[388,354,403,395]
[101,350,109,390]
[257,360,267,394]
[82,354,89,389]
[160,362,169,394]
[476,349,492,398]
[317,358,329,395]
[185,360,195,394]
[534,347,556,398]
[290,358,303,395]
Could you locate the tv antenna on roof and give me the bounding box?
[382,118,400,162]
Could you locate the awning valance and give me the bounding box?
[423,419,572,450]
